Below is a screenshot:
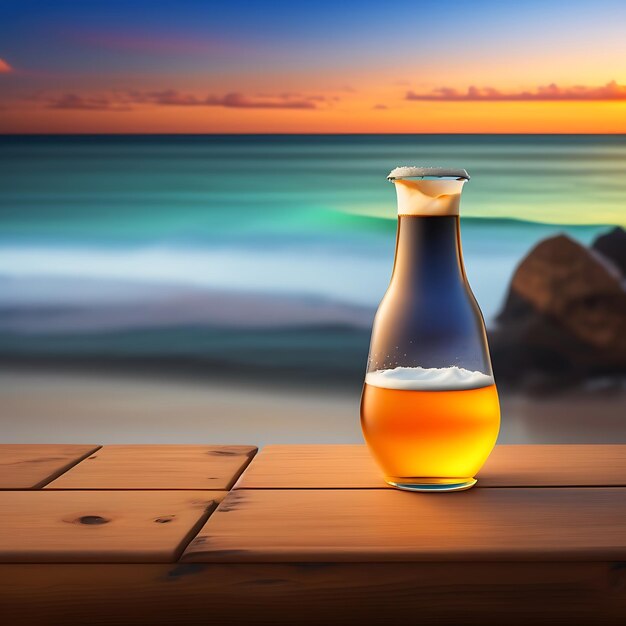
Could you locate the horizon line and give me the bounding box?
[2,131,626,137]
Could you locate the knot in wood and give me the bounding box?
[78,515,109,525]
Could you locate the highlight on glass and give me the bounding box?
[360,167,500,492]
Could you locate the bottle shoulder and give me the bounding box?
[376,279,481,318]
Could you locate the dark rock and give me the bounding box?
[592,226,626,276]
[492,233,626,391]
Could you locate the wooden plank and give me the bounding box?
[480,444,626,487]
[0,444,100,489]
[234,444,382,489]
[183,487,626,562]
[46,445,257,490]
[0,490,223,562]
[1,562,623,625]
[234,444,626,489]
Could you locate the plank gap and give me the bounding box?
[26,488,237,492]
[172,498,222,562]
[30,446,103,489]
[233,484,626,490]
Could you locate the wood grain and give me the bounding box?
[480,444,626,487]
[46,445,257,490]
[1,562,623,625]
[234,444,626,489]
[183,487,626,562]
[0,490,223,562]
[234,445,382,489]
[0,444,100,489]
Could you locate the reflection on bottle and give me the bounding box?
[360,167,500,492]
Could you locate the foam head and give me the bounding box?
[388,166,469,217]
[365,366,494,391]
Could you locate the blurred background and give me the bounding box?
[0,2,625,444]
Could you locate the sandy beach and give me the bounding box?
[2,368,624,446]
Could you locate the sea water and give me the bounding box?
[0,135,622,377]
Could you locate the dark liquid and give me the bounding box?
[367,215,491,373]
[392,214,466,287]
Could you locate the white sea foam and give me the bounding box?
[365,366,494,391]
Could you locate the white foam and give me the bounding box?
[387,166,470,180]
[392,178,466,216]
[365,366,494,391]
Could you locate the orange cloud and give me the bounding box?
[406,81,626,101]
[47,90,320,111]
[47,94,131,111]
[134,90,319,108]
[204,92,316,109]
[128,90,204,106]
[0,58,13,73]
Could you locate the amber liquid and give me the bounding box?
[360,383,500,485]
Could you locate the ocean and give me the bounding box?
[0,135,624,385]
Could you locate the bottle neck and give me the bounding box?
[390,216,466,288]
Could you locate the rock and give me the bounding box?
[592,226,626,276]
[492,233,626,391]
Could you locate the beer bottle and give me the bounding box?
[360,167,500,491]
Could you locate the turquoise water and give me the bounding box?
[0,135,623,374]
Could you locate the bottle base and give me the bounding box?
[386,477,477,492]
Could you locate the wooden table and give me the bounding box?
[1,444,624,625]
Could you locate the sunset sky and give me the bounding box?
[1,0,626,133]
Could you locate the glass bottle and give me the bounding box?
[360,167,500,492]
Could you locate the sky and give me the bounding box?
[1,0,626,133]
